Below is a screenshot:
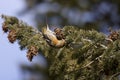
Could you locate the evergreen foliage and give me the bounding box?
[1,15,120,80]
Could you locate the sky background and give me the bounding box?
[0,0,120,80]
[0,0,36,80]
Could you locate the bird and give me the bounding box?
[42,24,66,48]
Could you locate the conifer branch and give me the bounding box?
[1,15,120,80]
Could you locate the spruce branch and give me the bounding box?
[1,15,120,80]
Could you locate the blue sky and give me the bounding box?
[0,0,36,80]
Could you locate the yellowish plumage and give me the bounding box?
[42,25,65,48]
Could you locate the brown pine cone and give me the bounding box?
[2,23,8,33]
[27,46,38,61]
[54,28,65,40]
[108,31,119,41]
[8,30,17,43]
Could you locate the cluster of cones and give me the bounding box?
[2,22,38,61]
[2,22,17,43]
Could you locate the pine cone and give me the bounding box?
[108,31,119,41]
[27,46,38,61]
[8,30,17,43]
[54,28,65,40]
[2,22,8,33]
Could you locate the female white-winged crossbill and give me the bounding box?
[42,25,65,48]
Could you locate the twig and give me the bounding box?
[82,55,103,68]
[109,72,120,80]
